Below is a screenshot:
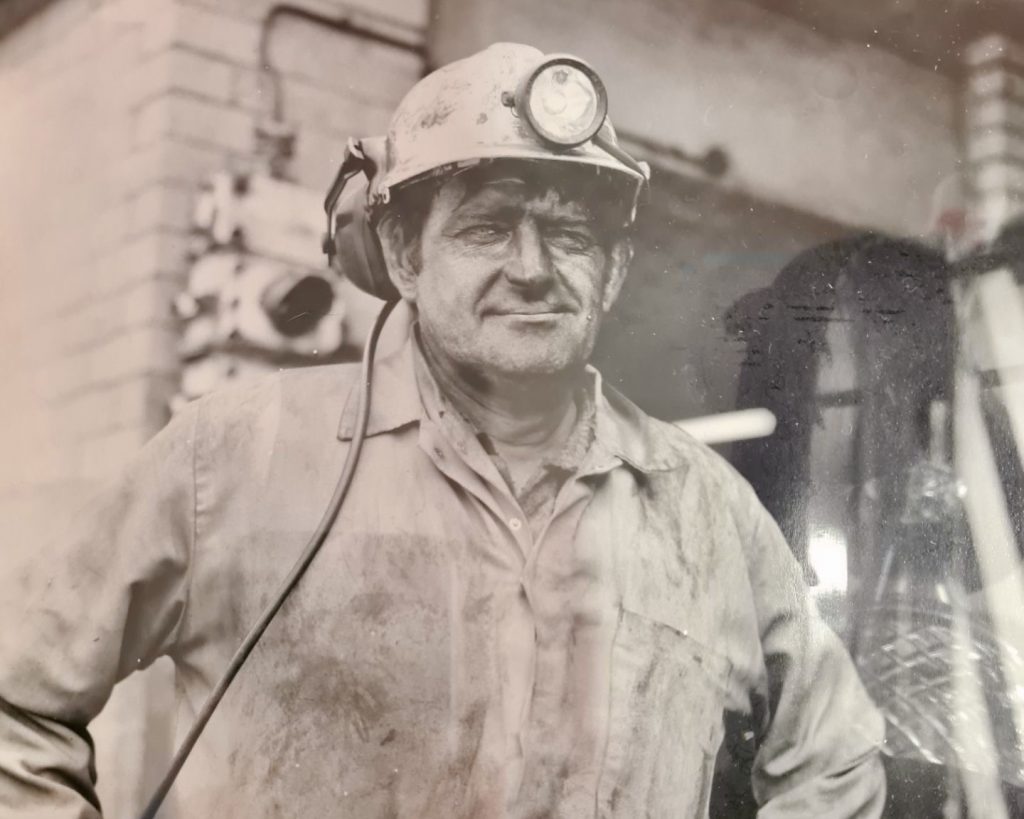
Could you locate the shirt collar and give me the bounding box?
[337,334,691,474]
[336,336,421,441]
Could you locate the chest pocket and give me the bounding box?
[597,606,732,819]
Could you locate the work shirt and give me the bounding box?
[417,345,597,540]
[0,337,885,818]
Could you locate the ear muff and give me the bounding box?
[323,138,399,303]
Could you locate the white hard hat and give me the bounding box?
[376,42,648,201]
[324,42,649,300]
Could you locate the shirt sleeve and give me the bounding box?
[0,404,198,818]
[730,472,887,818]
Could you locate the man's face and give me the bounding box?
[382,166,631,382]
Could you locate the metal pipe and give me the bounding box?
[673,407,777,445]
[258,3,427,123]
[615,129,729,178]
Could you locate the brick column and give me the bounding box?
[964,33,1024,242]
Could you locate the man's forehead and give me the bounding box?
[440,165,595,217]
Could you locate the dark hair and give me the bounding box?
[376,159,638,268]
[373,175,443,271]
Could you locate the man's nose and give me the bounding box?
[505,220,553,288]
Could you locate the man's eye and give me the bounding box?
[547,228,596,251]
[458,224,510,242]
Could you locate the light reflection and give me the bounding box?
[807,527,848,594]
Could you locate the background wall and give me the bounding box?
[430,0,961,237]
[594,169,843,419]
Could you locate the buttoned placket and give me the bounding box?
[418,412,630,804]
[513,446,627,808]
[417,417,539,795]
[418,421,532,555]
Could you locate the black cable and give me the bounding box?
[139,299,398,819]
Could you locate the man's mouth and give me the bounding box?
[486,306,574,317]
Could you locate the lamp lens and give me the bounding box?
[527,63,602,144]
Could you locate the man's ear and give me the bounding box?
[375,213,419,303]
[601,237,633,313]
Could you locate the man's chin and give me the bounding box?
[476,343,588,380]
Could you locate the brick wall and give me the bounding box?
[0,1,165,507]
[964,33,1024,240]
[0,0,426,508]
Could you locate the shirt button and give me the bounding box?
[509,517,523,532]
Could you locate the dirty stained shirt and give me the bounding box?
[413,346,606,807]
[0,337,886,818]
[422,353,597,540]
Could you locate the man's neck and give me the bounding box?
[419,337,582,487]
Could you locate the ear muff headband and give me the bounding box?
[323,139,399,302]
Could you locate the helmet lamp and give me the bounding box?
[515,56,608,148]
